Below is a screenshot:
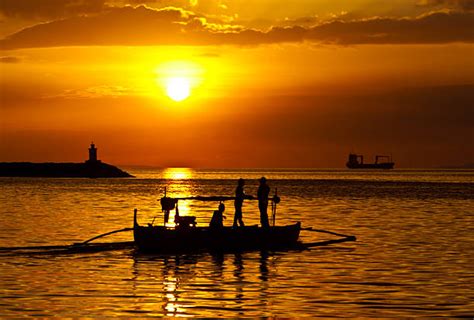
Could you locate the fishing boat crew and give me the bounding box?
[210,203,226,229]
[233,178,252,227]
[257,177,270,228]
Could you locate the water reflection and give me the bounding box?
[131,252,271,317]
[131,254,199,316]
[1,170,472,317]
[233,253,245,315]
[259,251,269,282]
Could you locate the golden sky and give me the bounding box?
[0,0,473,167]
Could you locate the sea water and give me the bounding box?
[0,168,473,317]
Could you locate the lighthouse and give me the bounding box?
[87,142,100,163]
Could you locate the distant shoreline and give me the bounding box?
[0,162,133,178]
[438,163,474,169]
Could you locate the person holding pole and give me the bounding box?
[233,178,252,227]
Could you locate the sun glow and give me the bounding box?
[155,60,204,102]
[162,168,193,180]
[166,77,191,101]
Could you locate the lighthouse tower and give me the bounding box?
[86,142,100,163]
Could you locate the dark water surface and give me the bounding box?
[1,169,473,317]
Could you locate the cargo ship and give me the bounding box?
[346,153,394,169]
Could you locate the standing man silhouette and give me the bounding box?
[233,178,249,227]
[257,177,270,228]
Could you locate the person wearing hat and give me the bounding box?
[257,177,270,228]
[233,178,252,227]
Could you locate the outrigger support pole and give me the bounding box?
[301,227,357,243]
[81,227,134,245]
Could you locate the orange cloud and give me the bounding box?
[0,56,20,63]
[0,6,472,49]
[0,0,106,19]
[45,85,140,99]
[417,0,474,11]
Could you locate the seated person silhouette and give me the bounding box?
[210,203,226,229]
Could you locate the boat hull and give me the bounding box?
[134,223,301,253]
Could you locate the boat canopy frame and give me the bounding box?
[152,187,281,227]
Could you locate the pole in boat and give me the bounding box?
[164,187,167,226]
[162,186,169,226]
[272,188,279,227]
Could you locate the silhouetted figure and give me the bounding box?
[257,177,270,228]
[210,203,226,229]
[233,178,252,227]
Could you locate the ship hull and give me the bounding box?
[346,162,395,169]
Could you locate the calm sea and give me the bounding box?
[0,168,473,318]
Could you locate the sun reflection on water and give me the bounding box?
[164,276,185,316]
[161,168,195,228]
[162,168,193,180]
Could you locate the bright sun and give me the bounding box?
[166,77,191,101]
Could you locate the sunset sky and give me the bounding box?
[0,0,473,168]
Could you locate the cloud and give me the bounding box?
[0,0,107,19]
[0,6,473,49]
[45,85,140,99]
[417,0,474,11]
[0,0,229,20]
[305,11,474,45]
[0,55,20,63]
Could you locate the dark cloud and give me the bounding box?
[0,55,19,63]
[0,6,195,48]
[0,6,473,49]
[222,84,474,167]
[306,11,474,45]
[249,85,474,142]
[0,0,106,19]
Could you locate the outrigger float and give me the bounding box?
[0,190,356,256]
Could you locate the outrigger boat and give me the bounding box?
[0,190,356,255]
[133,189,303,253]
